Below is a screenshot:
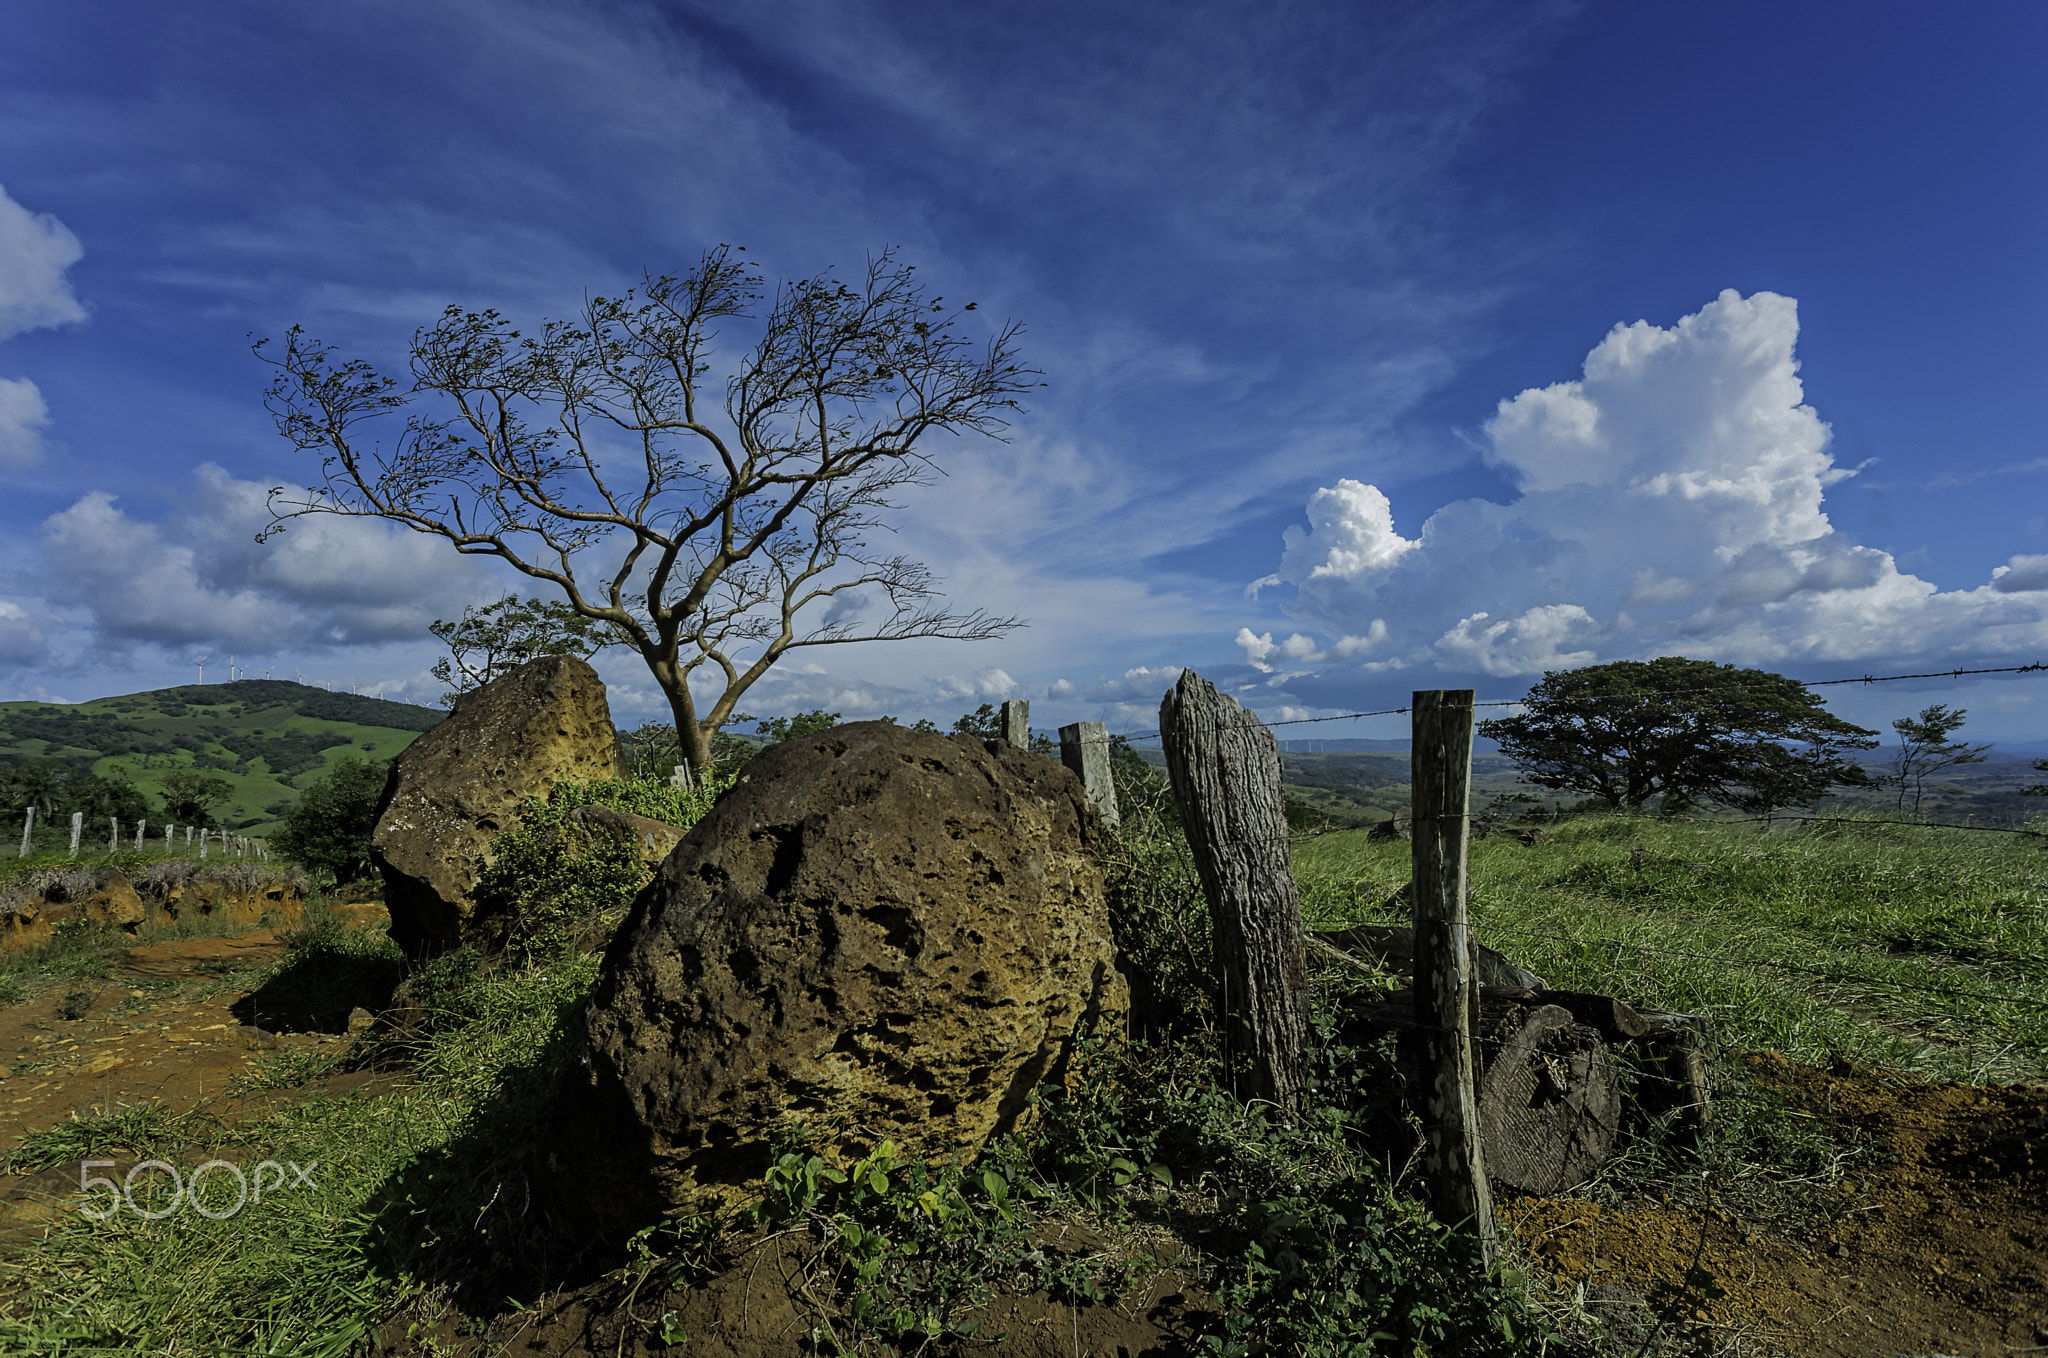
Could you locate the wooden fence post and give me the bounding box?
[1159,670,1309,1113]
[1412,688,1498,1266]
[70,811,83,858]
[1000,698,1031,749]
[1058,721,1121,829]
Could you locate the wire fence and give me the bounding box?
[1097,657,2048,746]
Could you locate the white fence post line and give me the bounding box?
[1058,721,1121,829]
[70,810,83,858]
[17,806,32,859]
[1000,699,1031,749]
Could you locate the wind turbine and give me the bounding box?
[190,655,209,686]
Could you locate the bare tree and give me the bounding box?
[257,247,1033,773]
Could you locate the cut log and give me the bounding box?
[1629,1008,1714,1135]
[1341,993,1622,1195]
[1475,1002,1621,1194]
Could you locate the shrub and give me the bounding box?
[272,756,389,880]
[471,773,730,956]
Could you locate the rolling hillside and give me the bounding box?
[0,680,443,836]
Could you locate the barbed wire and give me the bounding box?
[1099,658,2048,745]
[1455,921,2048,1015]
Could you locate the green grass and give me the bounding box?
[2,679,438,836]
[8,790,2043,1355]
[1293,809,2048,1083]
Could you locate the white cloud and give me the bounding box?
[0,598,50,667]
[1246,289,2048,678]
[0,183,86,341]
[0,377,52,470]
[1991,554,2048,593]
[37,464,497,657]
[1432,605,1598,677]
[930,668,1023,703]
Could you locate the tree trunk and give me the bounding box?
[1158,670,1309,1113]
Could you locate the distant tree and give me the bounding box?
[951,703,1001,739]
[1885,704,1990,816]
[0,761,153,825]
[159,771,237,827]
[0,758,84,816]
[272,757,389,882]
[259,246,1032,776]
[430,595,618,706]
[1478,657,1878,814]
[66,773,154,825]
[619,720,687,783]
[755,709,842,742]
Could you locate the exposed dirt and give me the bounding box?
[0,909,403,1248]
[1503,1054,2048,1357]
[3,918,2044,1356]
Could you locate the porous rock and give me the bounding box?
[372,656,628,955]
[544,720,1128,1240]
[567,804,686,870]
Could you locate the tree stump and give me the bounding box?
[1474,1001,1620,1194]
[1339,991,1624,1195]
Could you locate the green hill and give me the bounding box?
[0,680,443,836]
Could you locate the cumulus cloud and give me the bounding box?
[0,185,86,473]
[0,598,50,668]
[1246,289,2048,677]
[37,464,496,657]
[0,184,86,340]
[0,377,52,471]
[930,668,1023,703]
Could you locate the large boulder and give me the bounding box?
[372,656,628,955]
[543,720,1128,1240]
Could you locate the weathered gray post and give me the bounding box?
[1000,698,1030,749]
[17,807,32,859]
[1159,670,1309,1113]
[70,811,83,858]
[135,820,146,850]
[199,828,209,860]
[1058,721,1121,829]
[163,825,174,853]
[108,817,118,855]
[184,825,193,850]
[1411,689,1497,1266]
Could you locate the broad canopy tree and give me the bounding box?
[258,247,1033,775]
[1479,657,1877,814]
[429,595,617,707]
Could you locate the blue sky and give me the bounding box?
[1,0,2044,740]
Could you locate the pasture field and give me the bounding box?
[0,798,2040,1355]
[1293,811,2048,1084]
[0,680,438,837]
